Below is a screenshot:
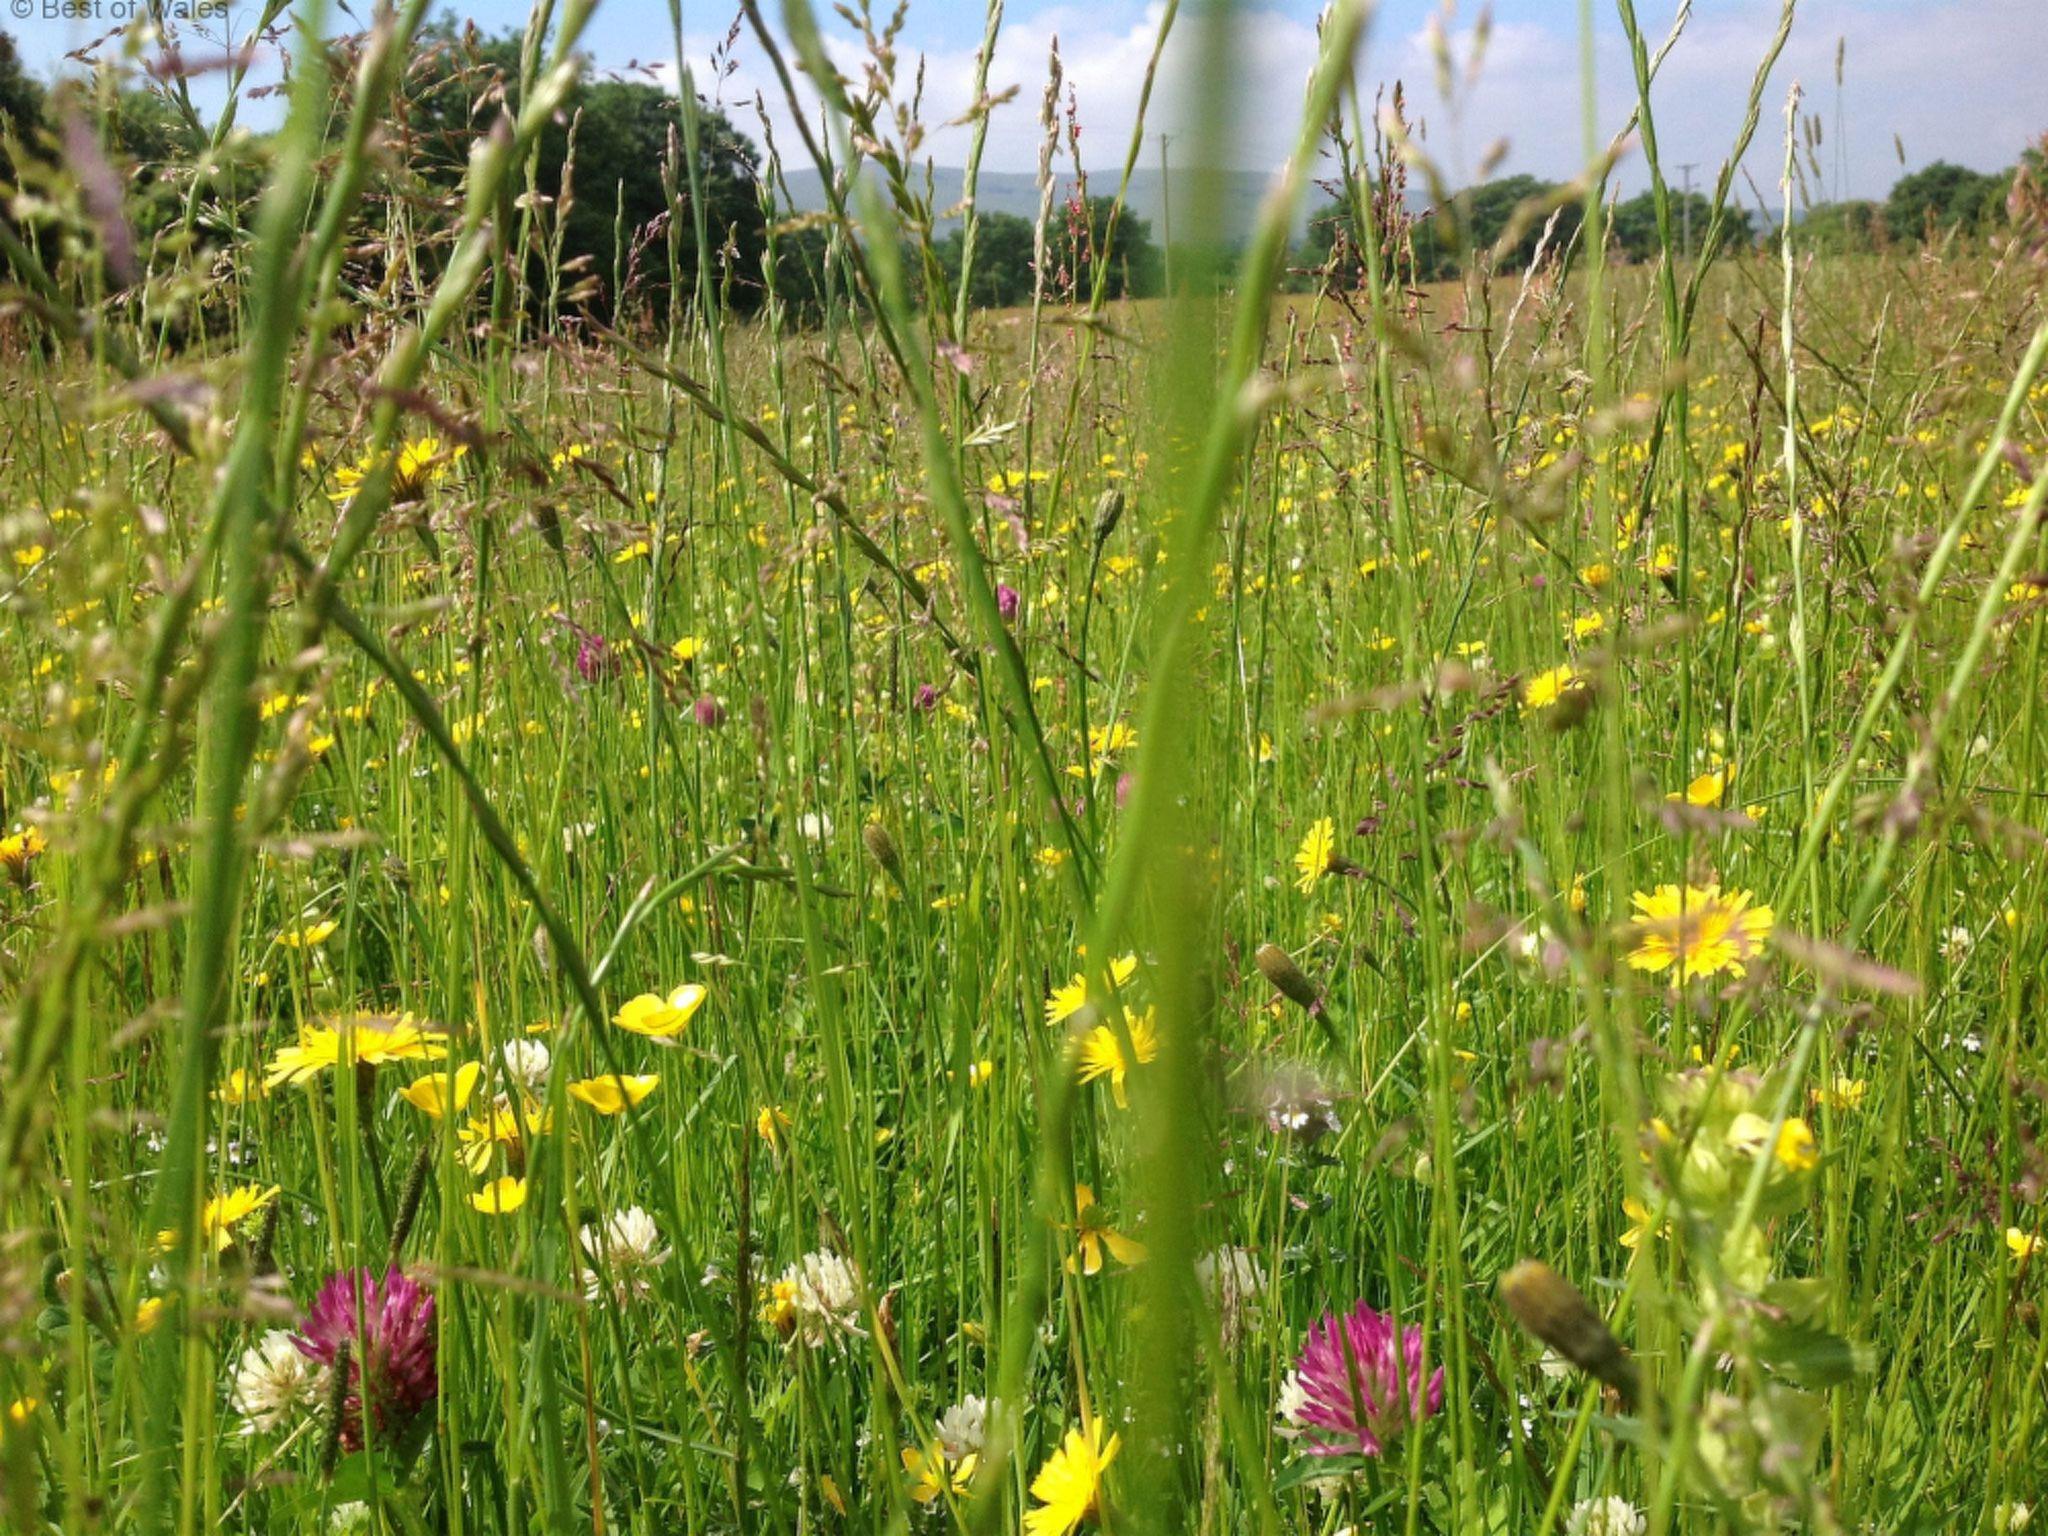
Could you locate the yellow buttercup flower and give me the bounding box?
[2007,1227,2041,1263]
[612,984,707,1041]
[1620,1195,1668,1250]
[399,1061,483,1119]
[1670,763,1731,808]
[1066,1184,1145,1276]
[470,1176,529,1215]
[1025,1417,1120,1536]
[567,1073,661,1114]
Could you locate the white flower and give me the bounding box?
[1998,1504,2034,1534]
[329,1502,372,1535]
[579,1205,671,1302]
[231,1330,324,1434]
[797,812,834,841]
[1941,925,1973,963]
[1274,1368,1309,1435]
[934,1394,991,1460]
[780,1250,865,1348]
[1566,1496,1647,1536]
[1194,1245,1267,1344]
[498,1039,552,1095]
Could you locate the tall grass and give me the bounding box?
[1,0,2046,1533]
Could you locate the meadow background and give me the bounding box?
[1,2,2046,1534]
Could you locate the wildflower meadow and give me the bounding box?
[1,0,2046,1533]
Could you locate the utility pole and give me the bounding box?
[1678,162,1699,259]
[1160,132,1174,296]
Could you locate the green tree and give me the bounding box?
[1608,189,1752,262]
[934,209,1037,311]
[1045,195,1158,302]
[1884,160,2007,241]
[1799,200,1881,255]
[397,23,769,318]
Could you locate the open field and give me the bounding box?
[2,3,2048,1536]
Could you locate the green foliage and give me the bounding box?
[1884,159,2010,240]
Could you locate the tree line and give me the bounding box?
[0,23,2037,326]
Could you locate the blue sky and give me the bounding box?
[9,0,2039,202]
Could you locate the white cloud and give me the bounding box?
[661,0,2040,205]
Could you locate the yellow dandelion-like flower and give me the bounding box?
[1043,953,1139,1027]
[2007,1227,2041,1263]
[1292,817,1335,895]
[1025,1417,1121,1536]
[1522,663,1586,713]
[264,1014,447,1088]
[159,1183,279,1254]
[1624,884,1774,980]
[1075,1012,1161,1109]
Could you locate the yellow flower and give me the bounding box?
[1727,1112,1820,1172]
[1292,817,1335,895]
[567,1073,661,1114]
[1568,611,1606,642]
[1066,1184,1145,1276]
[327,436,466,505]
[1810,1076,1866,1112]
[1075,1012,1160,1109]
[1043,954,1138,1027]
[1084,720,1137,766]
[1670,763,1731,808]
[399,1061,483,1119]
[1624,884,1774,980]
[276,918,338,950]
[756,1104,793,1149]
[457,1101,553,1174]
[264,1013,448,1088]
[470,1176,529,1215]
[134,1296,166,1334]
[903,1446,977,1504]
[1025,1417,1121,1536]
[613,984,707,1040]
[2007,1227,2041,1263]
[159,1183,279,1254]
[214,1068,263,1105]
[966,1058,995,1089]
[0,825,47,877]
[1522,663,1586,713]
[1620,1195,1668,1250]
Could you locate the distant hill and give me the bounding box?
[777,164,1320,241]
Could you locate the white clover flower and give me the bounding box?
[579,1205,671,1302]
[1998,1504,2034,1534]
[780,1250,865,1348]
[231,1330,324,1434]
[498,1039,552,1095]
[1274,1368,1309,1435]
[1566,1496,1647,1536]
[329,1501,372,1535]
[1941,925,1973,963]
[934,1394,991,1460]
